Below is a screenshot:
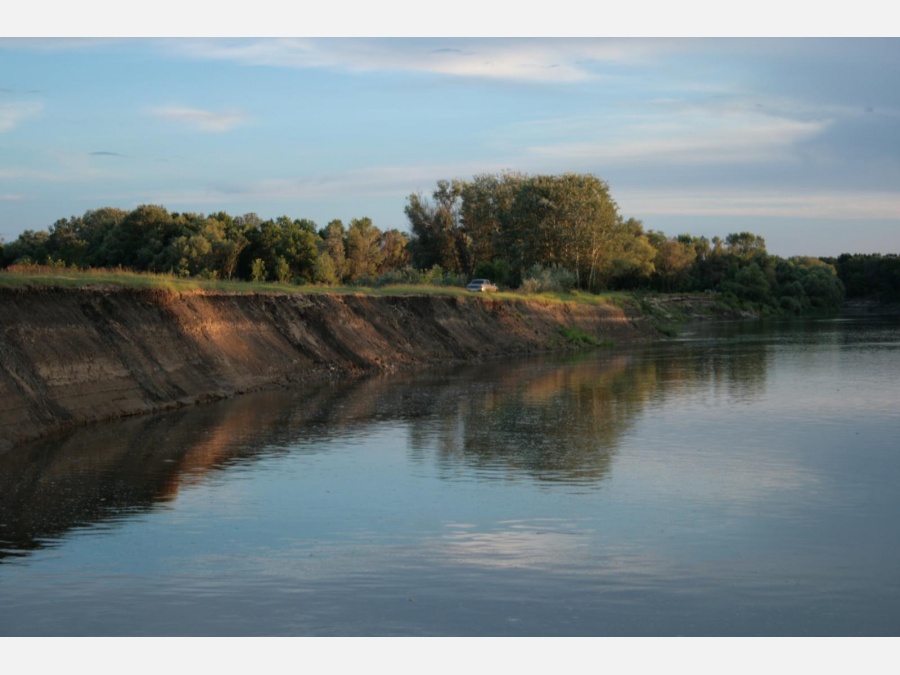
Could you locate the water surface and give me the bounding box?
[1,317,898,636]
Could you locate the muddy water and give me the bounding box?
[1,317,899,636]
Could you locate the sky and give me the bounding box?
[2,30,899,258]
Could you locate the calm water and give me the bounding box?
[1,317,899,636]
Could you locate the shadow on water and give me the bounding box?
[0,326,780,563]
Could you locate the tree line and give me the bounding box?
[0,206,411,286]
[404,173,852,314]
[2,171,893,312]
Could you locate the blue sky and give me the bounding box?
[1,36,898,257]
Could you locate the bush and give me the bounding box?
[274,256,291,284]
[373,266,420,287]
[313,254,339,285]
[522,264,577,293]
[557,325,601,346]
[372,265,467,288]
[250,258,267,283]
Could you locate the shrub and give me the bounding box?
[557,325,602,346]
[250,258,267,283]
[523,264,577,293]
[274,256,291,284]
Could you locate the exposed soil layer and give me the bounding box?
[0,287,647,452]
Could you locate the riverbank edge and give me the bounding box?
[0,286,741,452]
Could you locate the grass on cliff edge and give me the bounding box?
[0,266,626,307]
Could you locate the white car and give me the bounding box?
[466,279,498,292]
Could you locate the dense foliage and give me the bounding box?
[2,170,885,315]
[403,172,848,314]
[1,208,411,286]
[825,253,900,301]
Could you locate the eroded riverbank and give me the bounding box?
[1,287,650,451]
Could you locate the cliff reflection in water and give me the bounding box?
[0,331,770,562]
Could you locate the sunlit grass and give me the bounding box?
[0,266,252,292]
[0,265,626,307]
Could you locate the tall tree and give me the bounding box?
[404,180,467,274]
[653,236,697,292]
[459,171,525,271]
[319,219,348,282]
[345,217,383,281]
[725,232,767,260]
[500,173,624,290]
[379,228,411,274]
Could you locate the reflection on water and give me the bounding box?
[1,317,899,636]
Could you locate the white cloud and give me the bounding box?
[172,38,676,83]
[617,189,900,220]
[0,193,25,202]
[144,160,515,206]
[523,97,831,167]
[0,101,42,131]
[150,106,247,133]
[0,167,63,181]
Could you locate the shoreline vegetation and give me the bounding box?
[5,171,895,318]
[0,262,893,455]
[1,172,896,450]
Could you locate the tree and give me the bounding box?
[459,171,525,271]
[500,173,624,291]
[47,217,89,267]
[653,237,697,292]
[250,258,267,282]
[725,232,767,260]
[404,181,467,274]
[313,252,340,285]
[379,229,411,275]
[721,263,773,305]
[244,216,318,283]
[207,211,248,279]
[607,219,656,289]
[109,205,179,271]
[1,229,51,265]
[345,217,383,281]
[278,218,319,282]
[319,219,348,282]
[274,256,291,283]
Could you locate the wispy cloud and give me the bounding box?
[0,38,123,51]
[617,189,900,220]
[150,106,247,132]
[90,150,127,157]
[172,38,676,83]
[0,101,42,131]
[1,193,26,202]
[145,160,517,206]
[523,97,831,167]
[0,167,63,181]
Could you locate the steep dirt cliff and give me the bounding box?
[0,287,644,451]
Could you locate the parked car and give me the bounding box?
[466,279,498,292]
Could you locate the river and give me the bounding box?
[1,316,899,636]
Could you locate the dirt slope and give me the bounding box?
[0,287,644,452]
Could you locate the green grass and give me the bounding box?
[0,267,454,296]
[0,266,625,307]
[556,325,614,348]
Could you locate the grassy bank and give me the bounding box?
[0,265,629,307]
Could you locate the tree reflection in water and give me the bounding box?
[0,329,772,562]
